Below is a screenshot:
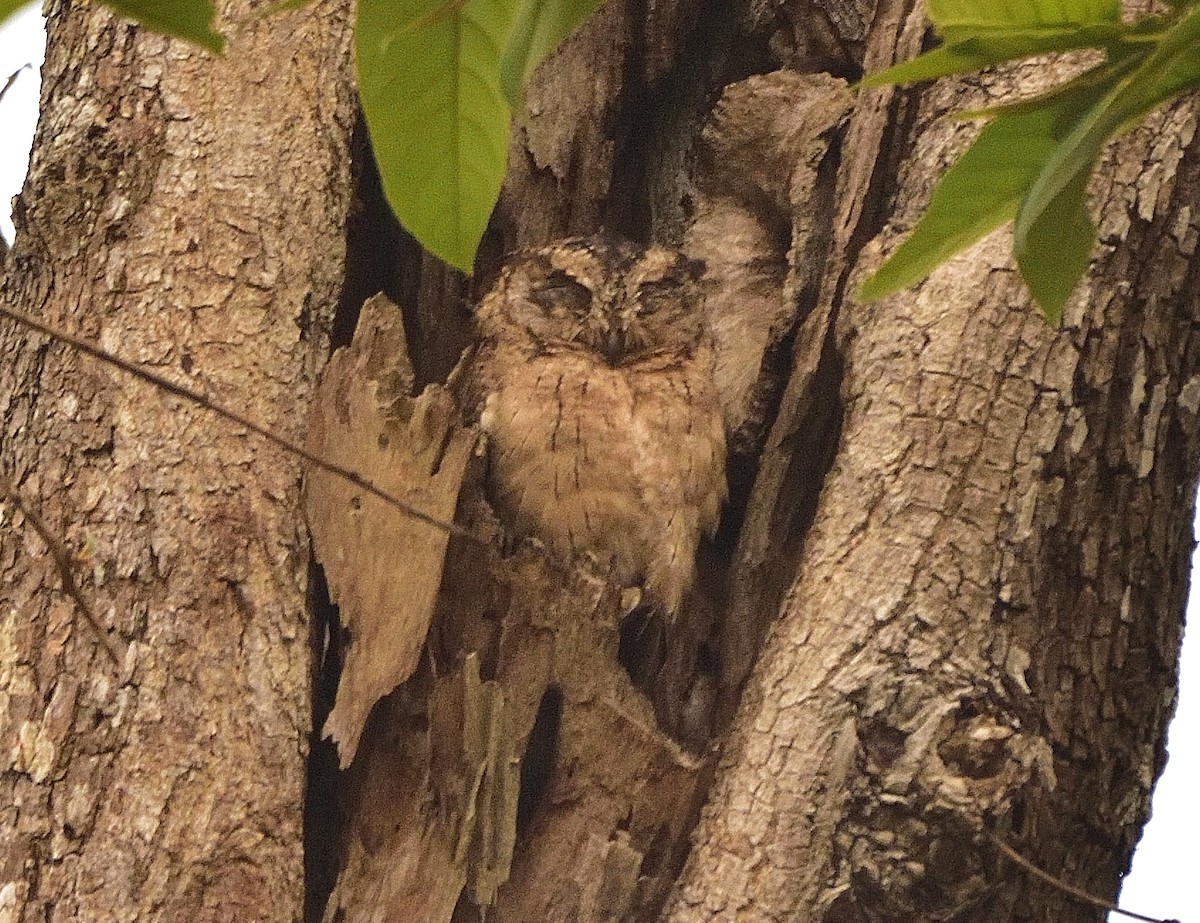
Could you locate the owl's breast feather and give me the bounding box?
[479,348,725,614]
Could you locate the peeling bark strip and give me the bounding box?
[320,484,716,922]
[305,294,474,765]
[0,1,355,919]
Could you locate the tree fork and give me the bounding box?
[0,1,1196,922]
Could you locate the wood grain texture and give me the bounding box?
[305,295,475,766]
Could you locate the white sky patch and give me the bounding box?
[0,3,44,244]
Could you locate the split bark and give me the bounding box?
[668,14,1200,923]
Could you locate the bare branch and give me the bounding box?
[0,300,474,542]
[0,471,126,664]
[988,834,1180,923]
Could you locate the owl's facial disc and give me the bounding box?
[498,237,705,365]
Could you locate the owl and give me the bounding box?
[467,235,727,616]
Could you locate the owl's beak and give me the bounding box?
[602,327,625,366]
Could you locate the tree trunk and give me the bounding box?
[668,42,1200,923]
[2,1,1197,923]
[0,1,354,920]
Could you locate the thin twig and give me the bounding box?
[0,63,31,106]
[0,472,125,664]
[0,300,474,541]
[987,833,1180,923]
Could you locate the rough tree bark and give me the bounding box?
[1,1,1196,923]
[0,1,355,920]
[668,32,1200,923]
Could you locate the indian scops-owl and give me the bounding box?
[468,235,727,615]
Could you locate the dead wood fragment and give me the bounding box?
[305,294,476,765]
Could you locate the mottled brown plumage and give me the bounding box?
[467,235,727,614]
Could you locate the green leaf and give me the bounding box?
[1107,9,1200,123]
[0,0,31,27]
[357,0,516,272]
[1014,168,1093,322]
[1014,5,1200,311]
[862,24,1125,86]
[926,0,1120,35]
[861,89,1097,302]
[498,0,602,106]
[1148,38,1200,102]
[861,0,1200,320]
[103,0,224,53]
[864,0,1126,86]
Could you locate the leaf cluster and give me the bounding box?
[0,0,600,272]
[3,0,1197,314]
[859,0,1200,322]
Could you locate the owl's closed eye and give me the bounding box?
[531,271,593,315]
